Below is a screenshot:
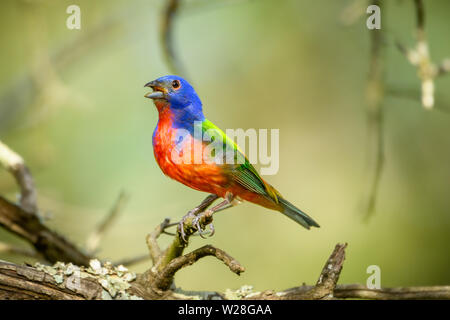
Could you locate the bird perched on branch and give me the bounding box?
[144,75,319,239]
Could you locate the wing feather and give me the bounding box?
[201,120,280,203]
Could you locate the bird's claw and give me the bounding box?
[192,215,206,239]
[178,209,197,243]
[208,223,215,237]
[178,208,215,242]
[192,209,215,239]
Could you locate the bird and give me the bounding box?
[144,75,319,239]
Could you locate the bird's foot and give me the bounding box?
[177,194,219,243]
[178,208,197,243]
[178,208,215,243]
[192,209,215,239]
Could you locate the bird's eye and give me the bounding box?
[172,80,181,89]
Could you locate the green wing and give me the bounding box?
[201,120,280,202]
[201,121,319,229]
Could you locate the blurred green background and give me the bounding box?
[0,0,449,293]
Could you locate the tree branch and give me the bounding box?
[276,283,450,300]
[0,260,102,300]
[0,140,37,214]
[153,244,244,291]
[300,243,347,299]
[333,284,450,300]
[146,218,171,265]
[0,241,448,300]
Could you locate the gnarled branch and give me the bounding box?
[153,244,244,291]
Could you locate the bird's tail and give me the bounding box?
[278,197,320,230]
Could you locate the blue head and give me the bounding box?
[144,75,204,128]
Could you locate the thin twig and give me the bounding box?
[153,245,244,291]
[85,191,129,254]
[160,0,187,76]
[334,284,450,300]
[305,243,347,299]
[362,0,385,221]
[251,283,450,300]
[396,0,450,109]
[0,141,38,214]
[146,218,171,265]
[286,243,347,300]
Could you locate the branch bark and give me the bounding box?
[299,243,347,299]
[245,284,450,300]
[333,284,450,300]
[0,260,101,300]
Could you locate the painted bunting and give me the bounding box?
[144,75,319,237]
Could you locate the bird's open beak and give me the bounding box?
[144,81,168,99]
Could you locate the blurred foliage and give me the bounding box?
[0,0,449,293]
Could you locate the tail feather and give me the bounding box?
[278,197,320,230]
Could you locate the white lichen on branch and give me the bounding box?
[34,259,141,300]
[397,0,450,109]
